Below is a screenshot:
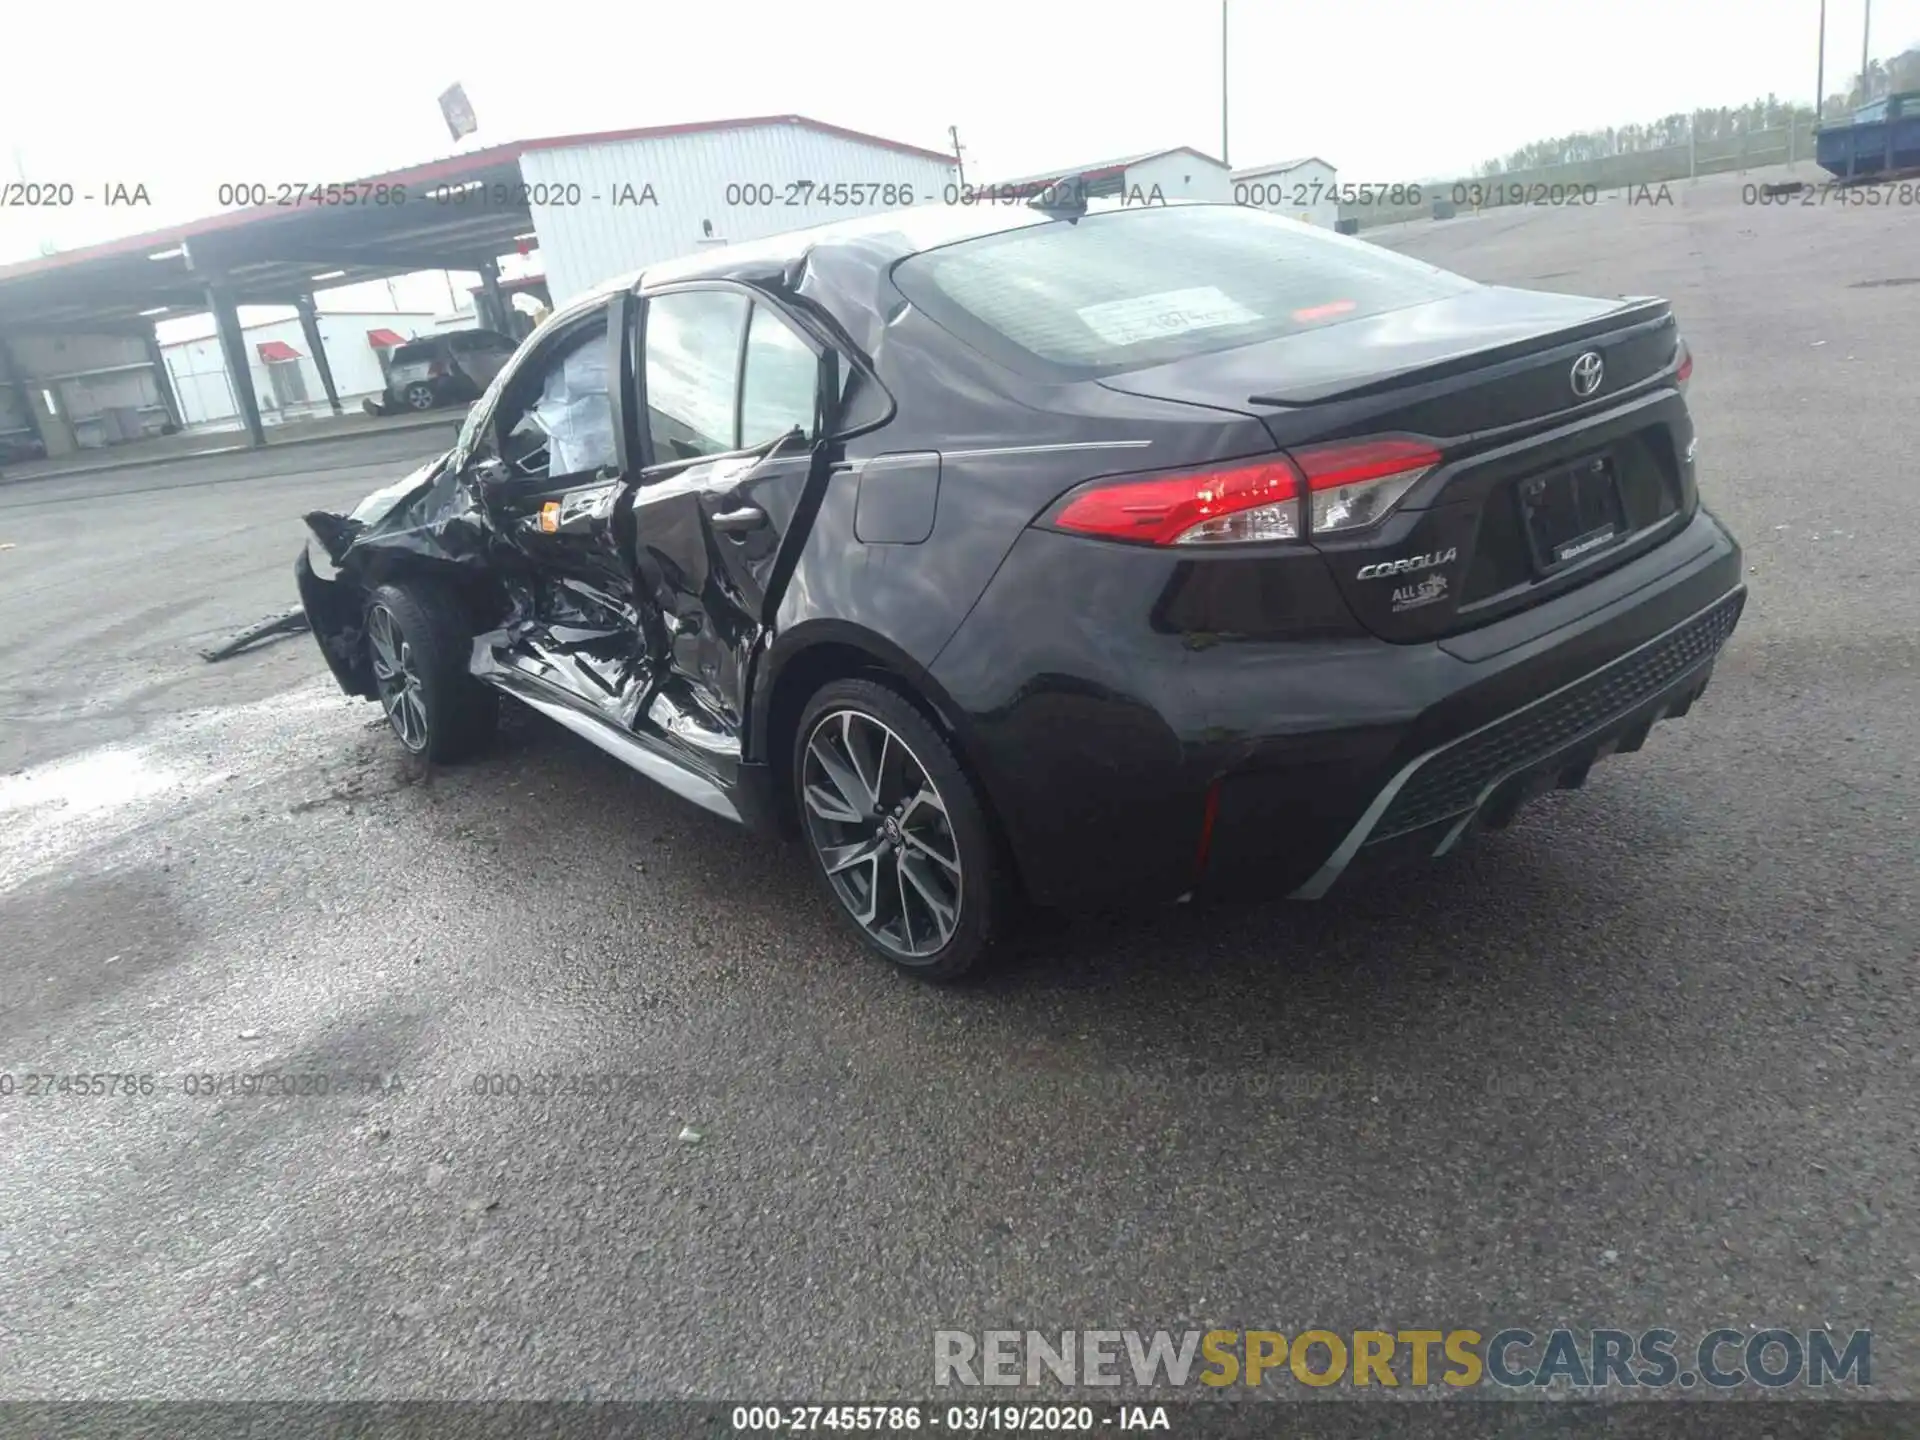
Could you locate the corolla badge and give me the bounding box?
[1356,547,1457,581]
[1570,351,1605,398]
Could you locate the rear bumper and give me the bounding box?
[1287,583,1741,898]
[933,505,1745,910]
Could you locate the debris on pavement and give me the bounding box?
[199,607,311,663]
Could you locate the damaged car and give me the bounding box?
[365,328,519,415]
[298,197,1745,979]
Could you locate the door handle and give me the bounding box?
[710,504,767,533]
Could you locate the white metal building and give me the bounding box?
[161,310,438,427]
[987,146,1234,206]
[1230,156,1341,227]
[519,116,960,305]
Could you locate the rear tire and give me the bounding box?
[403,382,437,411]
[364,581,497,763]
[794,679,1013,981]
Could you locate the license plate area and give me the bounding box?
[1517,453,1626,575]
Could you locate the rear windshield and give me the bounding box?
[391,342,439,364]
[892,204,1478,379]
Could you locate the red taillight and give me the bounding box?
[1292,436,1442,535]
[1675,341,1694,389]
[1053,459,1304,546]
[1051,438,1444,547]
[428,358,449,378]
[1292,437,1443,490]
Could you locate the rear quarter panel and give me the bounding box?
[761,303,1281,716]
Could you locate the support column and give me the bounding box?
[205,281,265,447]
[144,325,184,431]
[477,257,507,333]
[0,326,53,457]
[295,294,342,415]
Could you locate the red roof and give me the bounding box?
[255,339,302,362]
[0,116,955,284]
[366,328,407,348]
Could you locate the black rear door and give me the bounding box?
[626,283,836,762]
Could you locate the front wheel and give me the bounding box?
[364,582,497,763]
[794,679,1013,980]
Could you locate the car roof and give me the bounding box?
[644,203,1058,287]
[544,199,1227,357]
[580,197,1207,308]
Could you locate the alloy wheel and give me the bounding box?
[367,605,429,752]
[801,709,963,960]
[404,383,436,411]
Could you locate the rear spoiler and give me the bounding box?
[1249,296,1673,409]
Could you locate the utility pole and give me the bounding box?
[1860,0,1873,101]
[949,125,967,187]
[1816,0,1827,125]
[1221,1,1230,166]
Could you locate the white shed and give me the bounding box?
[985,146,1234,207]
[518,116,959,305]
[1231,156,1341,228]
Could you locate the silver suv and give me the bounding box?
[370,329,519,415]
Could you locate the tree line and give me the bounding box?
[1476,47,1920,176]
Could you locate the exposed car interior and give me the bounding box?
[494,322,617,482]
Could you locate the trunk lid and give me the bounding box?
[1100,286,1676,430]
[1101,287,1692,642]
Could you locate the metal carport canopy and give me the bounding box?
[0,114,949,329]
[0,135,550,451]
[0,145,540,330]
[0,115,948,449]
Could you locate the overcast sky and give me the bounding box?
[1,0,1912,312]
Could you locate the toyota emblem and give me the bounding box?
[1570,351,1605,398]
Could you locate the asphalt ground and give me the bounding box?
[0,164,1916,1415]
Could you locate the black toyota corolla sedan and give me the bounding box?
[297,196,1744,979]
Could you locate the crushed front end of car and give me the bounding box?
[295,451,502,701]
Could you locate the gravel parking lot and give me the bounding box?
[1,166,1916,1410]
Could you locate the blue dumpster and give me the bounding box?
[1816,90,1920,180]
